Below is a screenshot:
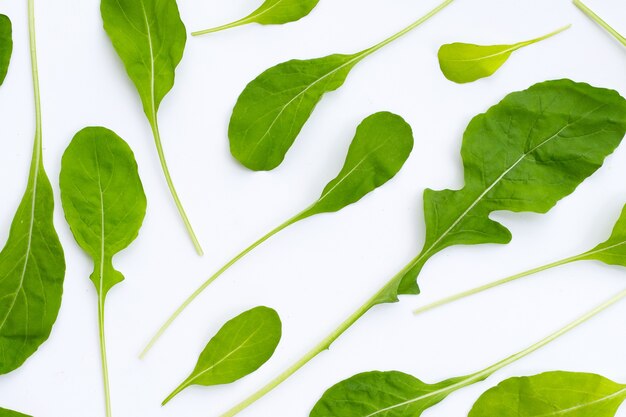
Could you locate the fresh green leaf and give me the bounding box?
[228,0,455,171]
[193,0,320,36]
[163,306,282,405]
[60,127,147,417]
[438,25,571,84]
[574,0,626,48]
[0,15,12,86]
[469,372,626,417]
[0,408,31,417]
[220,80,626,417]
[141,111,413,357]
[0,0,65,375]
[101,0,203,254]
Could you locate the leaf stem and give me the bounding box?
[192,16,254,36]
[139,210,307,359]
[98,296,113,417]
[149,118,204,256]
[573,0,626,47]
[413,253,585,315]
[522,24,572,47]
[27,0,41,160]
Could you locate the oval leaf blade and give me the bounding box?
[229,53,361,171]
[469,372,626,417]
[163,306,282,405]
[302,112,414,217]
[60,127,147,296]
[0,15,12,86]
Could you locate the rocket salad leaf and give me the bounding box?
[0,15,12,86]
[0,0,65,375]
[193,0,320,36]
[60,127,147,417]
[438,25,571,84]
[0,408,31,417]
[101,0,203,254]
[141,111,414,357]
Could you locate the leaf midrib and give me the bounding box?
[533,386,626,416]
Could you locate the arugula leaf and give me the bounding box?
[60,127,147,417]
[229,0,454,171]
[469,372,626,417]
[101,0,203,254]
[0,408,31,417]
[141,112,413,357]
[193,0,320,36]
[0,15,12,86]
[439,25,571,84]
[220,80,626,417]
[574,0,626,48]
[163,306,282,405]
[0,0,65,375]
[414,203,626,315]
[311,291,626,417]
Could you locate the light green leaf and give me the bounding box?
[163,306,282,405]
[0,2,65,375]
[228,0,455,171]
[0,408,31,417]
[0,15,12,86]
[60,127,147,416]
[439,25,571,84]
[193,0,320,36]
[101,0,202,254]
[582,205,626,266]
[469,372,626,417]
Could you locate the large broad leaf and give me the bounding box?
[469,372,626,417]
[163,306,282,405]
[385,79,626,303]
[0,15,12,86]
[0,408,31,417]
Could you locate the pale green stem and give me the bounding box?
[518,24,572,48]
[413,253,585,315]
[574,0,626,47]
[192,16,255,36]
[149,118,203,256]
[139,210,308,358]
[162,375,192,406]
[27,0,41,160]
[98,295,113,417]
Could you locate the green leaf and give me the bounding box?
[469,372,626,417]
[101,0,203,254]
[582,205,626,266]
[228,0,455,171]
[390,79,626,302]
[301,112,414,217]
[439,25,571,84]
[163,306,282,405]
[0,408,31,417]
[193,0,320,36]
[0,2,65,375]
[0,15,12,86]
[60,127,147,416]
[141,112,413,358]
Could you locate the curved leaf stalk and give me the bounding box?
[192,16,256,36]
[574,0,626,47]
[98,296,112,417]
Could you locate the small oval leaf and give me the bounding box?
[163,306,282,405]
[302,112,414,217]
[469,372,626,417]
[439,25,570,84]
[0,15,12,86]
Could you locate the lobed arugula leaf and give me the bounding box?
[469,372,626,417]
[163,306,282,405]
[101,0,203,254]
[0,15,12,86]
[0,0,65,375]
[228,0,454,171]
[0,408,31,417]
[60,127,147,417]
[438,25,571,84]
[193,0,320,36]
[141,111,413,357]
[220,80,626,417]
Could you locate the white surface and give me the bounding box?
[1,0,625,416]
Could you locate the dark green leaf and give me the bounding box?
[439,25,570,84]
[163,306,282,405]
[0,408,31,417]
[469,372,626,417]
[193,0,320,35]
[0,15,12,86]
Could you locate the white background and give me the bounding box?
[1,0,625,416]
